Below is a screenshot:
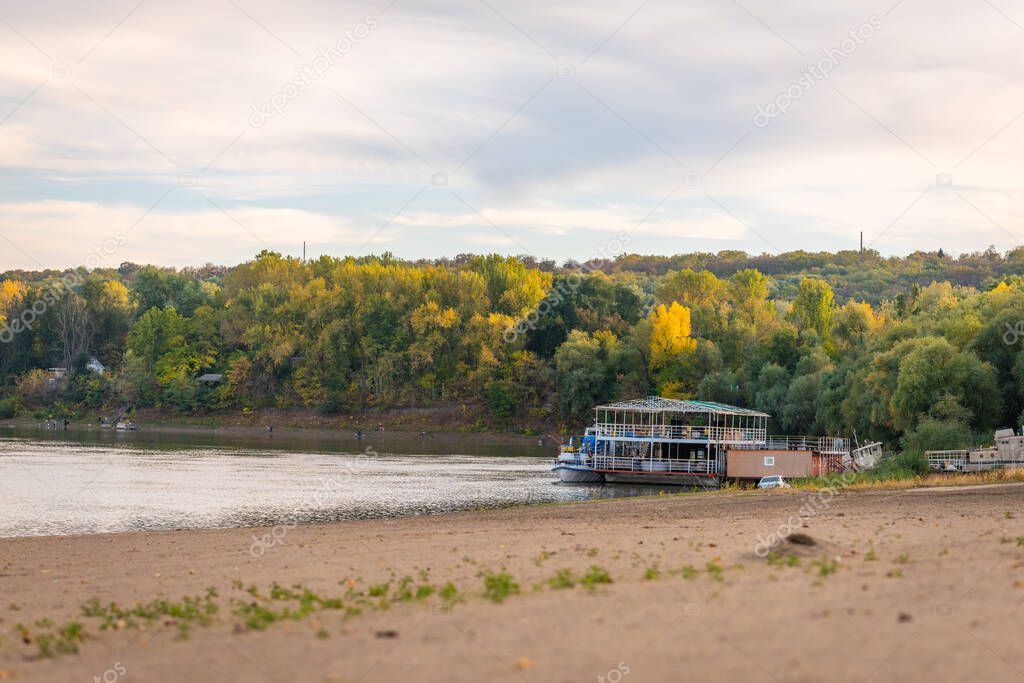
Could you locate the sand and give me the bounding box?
[2,484,1023,682]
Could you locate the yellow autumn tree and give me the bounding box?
[0,280,28,330]
[649,301,696,369]
[99,280,131,312]
[0,280,27,310]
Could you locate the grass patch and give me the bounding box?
[580,565,613,590]
[811,558,839,577]
[673,564,699,580]
[480,571,519,603]
[766,552,800,567]
[548,569,577,590]
[791,466,1024,492]
[22,621,85,658]
[81,588,219,638]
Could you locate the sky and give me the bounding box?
[1,0,1024,270]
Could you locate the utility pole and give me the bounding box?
[302,241,306,262]
[859,231,863,253]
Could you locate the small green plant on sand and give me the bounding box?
[368,582,390,598]
[437,581,462,611]
[676,565,699,580]
[394,576,416,602]
[548,569,577,590]
[481,571,519,603]
[811,558,839,577]
[29,621,84,658]
[80,589,219,638]
[767,553,801,567]
[705,561,724,582]
[864,549,878,561]
[644,563,661,581]
[580,565,613,590]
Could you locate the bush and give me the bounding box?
[856,450,928,480]
[65,372,111,409]
[318,392,347,415]
[483,381,516,420]
[0,397,16,419]
[903,418,971,450]
[16,369,59,409]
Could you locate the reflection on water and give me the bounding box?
[0,430,682,538]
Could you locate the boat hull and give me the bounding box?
[552,465,605,483]
[602,471,718,488]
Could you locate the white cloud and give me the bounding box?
[0,200,359,268]
[1,0,1023,267]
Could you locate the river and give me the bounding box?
[0,426,670,537]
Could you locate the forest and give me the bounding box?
[2,246,1024,459]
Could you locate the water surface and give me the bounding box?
[0,428,670,538]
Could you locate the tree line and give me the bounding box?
[2,247,1024,457]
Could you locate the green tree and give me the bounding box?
[790,278,834,339]
[890,337,1000,432]
[554,330,619,422]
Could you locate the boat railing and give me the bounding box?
[925,449,969,471]
[731,435,850,455]
[592,423,766,444]
[557,451,593,467]
[592,455,716,474]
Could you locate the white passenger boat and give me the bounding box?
[552,429,604,483]
[587,397,769,488]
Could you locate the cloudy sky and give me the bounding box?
[1,0,1023,269]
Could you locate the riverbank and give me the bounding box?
[0,402,561,441]
[2,485,1023,682]
[0,413,552,448]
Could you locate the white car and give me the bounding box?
[757,475,790,490]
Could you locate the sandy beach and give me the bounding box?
[2,484,1023,682]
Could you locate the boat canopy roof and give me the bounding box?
[596,396,770,418]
